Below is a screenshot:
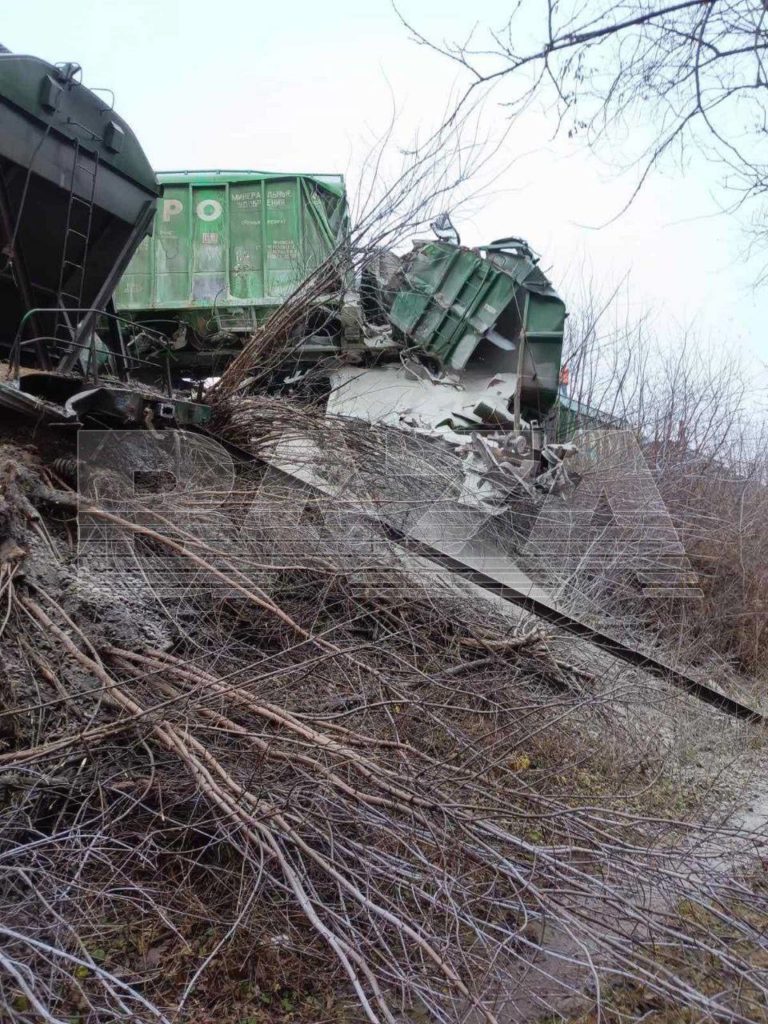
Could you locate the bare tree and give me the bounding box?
[214,99,509,395]
[550,281,768,673]
[398,1,768,237]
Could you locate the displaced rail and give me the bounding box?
[391,531,765,725]
[206,429,765,727]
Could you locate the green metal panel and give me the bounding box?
[191,184,228,303]
[390,242,520,365]
[157,184,191,305]
[389,238,566,410]
[230,180,264,300]
[264,178,300,296]
[116,170,347,335]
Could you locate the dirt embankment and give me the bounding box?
[0,410,766,1024]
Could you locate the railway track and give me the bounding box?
[390,527,765,724]
[205,428,766,727]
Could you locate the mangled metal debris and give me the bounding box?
[327,362,573,507]
[0,40,573,499]
[324,235,573,504]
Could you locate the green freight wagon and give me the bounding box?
[388,237,567,419]
[115,169,348,352]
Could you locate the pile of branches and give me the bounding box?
[212,97,508,399]
[0,413,766,1024]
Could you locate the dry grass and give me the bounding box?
[556,293,768,682]
[0,408,766,1023]
[544,865,768,1024]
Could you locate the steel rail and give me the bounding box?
[203,429,765,726]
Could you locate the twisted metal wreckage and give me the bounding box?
[0,47,757,722]
[0,45,766,1024]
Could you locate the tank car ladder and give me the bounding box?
[54,140,100,371]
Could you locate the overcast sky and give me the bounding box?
[3,0,766,380]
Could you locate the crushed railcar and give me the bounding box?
[329,236,571,499]
[334,236,566,427]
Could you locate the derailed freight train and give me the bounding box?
[115,169,350,375]
[0,48,570,485]
[113,173,568,462]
